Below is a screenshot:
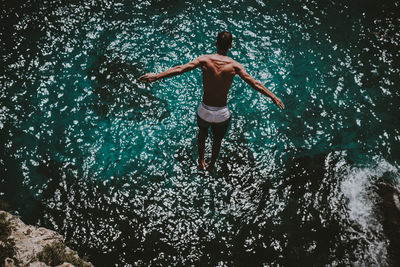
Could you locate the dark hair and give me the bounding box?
[216,31,232,51]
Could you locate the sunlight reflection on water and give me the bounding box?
[1,0,400,266]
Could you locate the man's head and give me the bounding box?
[216,31,232,51]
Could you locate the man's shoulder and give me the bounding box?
[195,54,211,63]
[200,54,239,63]
[226,57,242,70]
[198,54,216,60]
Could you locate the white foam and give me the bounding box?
[340,158,399,265]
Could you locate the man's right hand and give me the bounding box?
[273,97,285,109]
[139,73,158,82]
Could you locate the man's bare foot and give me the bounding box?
[198,159,205,170]
[206,164,215,173]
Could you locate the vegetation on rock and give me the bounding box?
[0,212,16,266]
[37,241,91,267]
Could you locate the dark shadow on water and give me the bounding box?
[272,151,358,266]
[87,54,170,122]
[0,128,45,225]
[211,145,362,265]
[375,179,400,267]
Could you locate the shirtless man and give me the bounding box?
[139,31,284,172]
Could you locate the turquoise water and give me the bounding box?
[1,0,400,266]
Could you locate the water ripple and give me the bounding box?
[1,0,400,266]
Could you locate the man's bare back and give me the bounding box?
[198,54,236,107]
[139,31,284,172]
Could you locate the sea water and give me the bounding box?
[1,0,400,266]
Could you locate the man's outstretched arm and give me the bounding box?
[236,64,285,109]
[139,57,202,82]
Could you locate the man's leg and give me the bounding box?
[197,115,209,170]
[207,118,231,173]
[197,127,208,169]
[207,138,222,173]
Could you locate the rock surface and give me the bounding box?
[1,210,93,267]
[376,182,400,266]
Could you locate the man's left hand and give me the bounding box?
[273,97,285,109]
[139,73,158,82]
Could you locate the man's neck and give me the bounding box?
[216,49,228,56]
